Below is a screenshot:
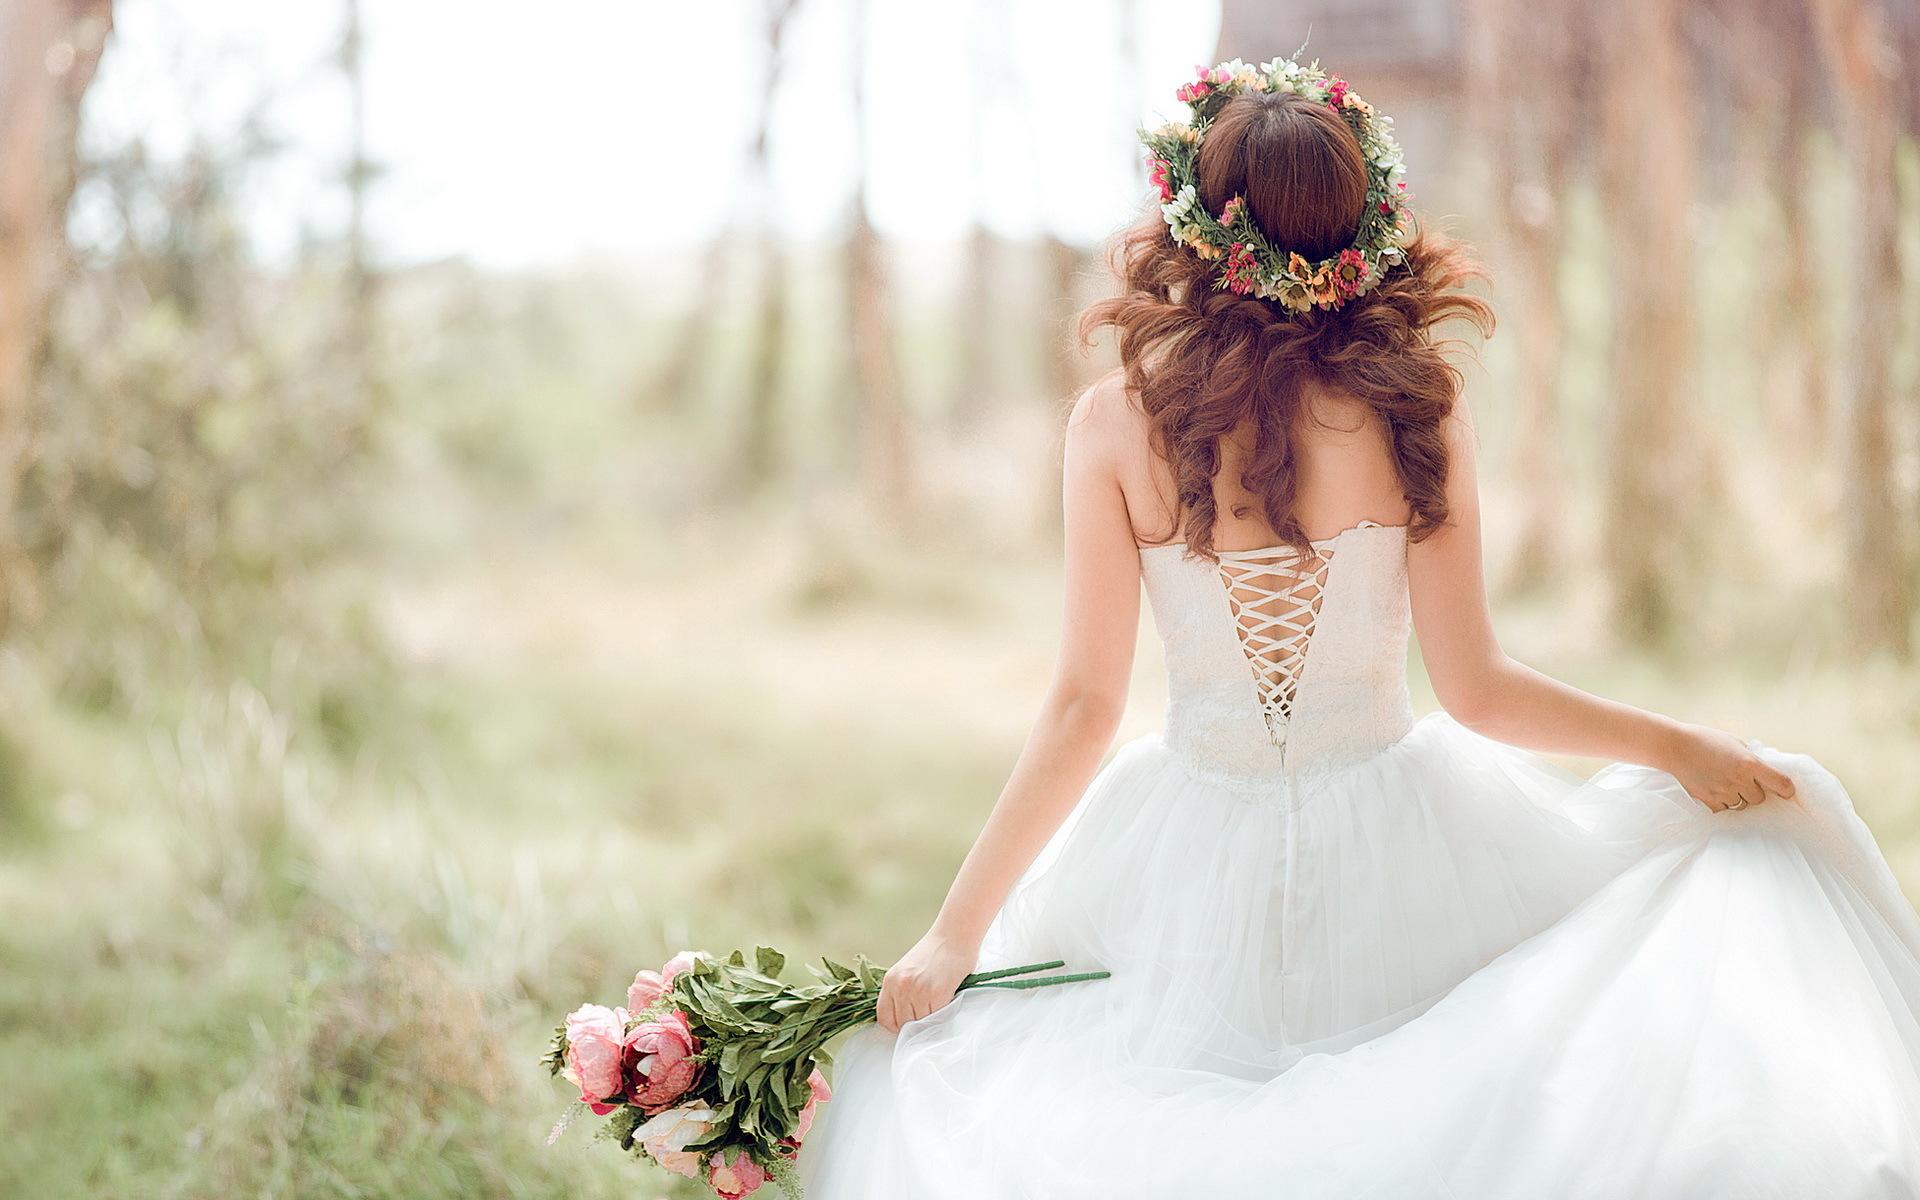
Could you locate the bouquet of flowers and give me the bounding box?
[542,946,1108,1197]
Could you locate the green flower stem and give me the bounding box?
[963,970,1113,991]
[959,959,1067,986]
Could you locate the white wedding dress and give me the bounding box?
[801,521,1920,1198]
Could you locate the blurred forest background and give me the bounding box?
[2,0,1918,1196]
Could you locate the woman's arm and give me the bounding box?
[876,384,1143,1032]
[1409,402,1795,812]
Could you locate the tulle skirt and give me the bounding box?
[800,715,1920,1198]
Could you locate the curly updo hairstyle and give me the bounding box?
[1079,90,1493,561]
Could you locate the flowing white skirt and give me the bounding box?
[800,715,1920,1198]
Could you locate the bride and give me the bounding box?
[800,59,1920,1198]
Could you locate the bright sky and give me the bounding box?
[81,0,1220,268]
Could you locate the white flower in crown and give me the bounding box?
[1162,183,1198,224]
[1263,56,1305,83]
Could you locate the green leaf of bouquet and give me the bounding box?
[754,946,786,976]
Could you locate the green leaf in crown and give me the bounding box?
[1140,57,1414,313]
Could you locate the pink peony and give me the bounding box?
[625,1010,702,1112]
[627,949,702,1012]
[561,1004,628,1113]
[708,1149,768,1199]
[632,1102,715,1179]
[1326,77,1349,108]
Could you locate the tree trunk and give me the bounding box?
[738,0,800,486]
[0,0,112,633]
[1471,0,1579,593]
[845,0,911,515]
[1770,113,1831,452]
[1035,235,1088,542]
[1812,0,1912,658]
[1598,0,1694,644]
[1739,2,1831,455]
[947,225,996,431]
[340,0,381,445]
[947,0,1006,433]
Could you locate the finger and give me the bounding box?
[1759,762,1797,800]
[1734,781,1762,810]
[876,989,899,1033]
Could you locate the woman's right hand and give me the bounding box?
[1658,722,1797,813]
[876,930,977,1033]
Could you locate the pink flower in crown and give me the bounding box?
[1148,156,1172,202]
[1179,65,1229,104]
[627,949,702,1012]
[1218,196,1246,226]
[1332,247,1368,298]
[1222,242,1259,296]
[625,1009,702,1112]
[1326,77,1350,109]
[708,1149,769,1199]
[561,1004,629,1114]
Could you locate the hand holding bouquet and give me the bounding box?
[542,946,1108,1197]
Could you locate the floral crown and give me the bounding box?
[1142,58,1413,312]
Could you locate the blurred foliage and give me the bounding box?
[18,118,391,737]
[0,3,1916,1197]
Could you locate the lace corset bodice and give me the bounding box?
[1139,521,1414,794]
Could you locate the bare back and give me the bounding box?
[1091,371,1413,553]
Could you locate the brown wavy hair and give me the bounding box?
[1079,90,1493,560]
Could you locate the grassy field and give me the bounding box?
[5,499,1919,1199]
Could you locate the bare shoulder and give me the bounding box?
[1442,395,1480,463]
[1447,394,1478,438]
[1065,369,1150,466]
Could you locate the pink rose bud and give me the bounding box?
[625,1010,702,1112]
[661,950,701,980]
[708,1149,768,1199]
[627,950,702,1012]
[626,971,668,1012]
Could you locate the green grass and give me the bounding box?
[4,508,1917,1199]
